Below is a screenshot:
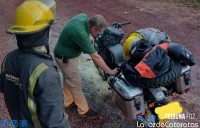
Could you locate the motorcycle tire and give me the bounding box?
[122,62,182,88]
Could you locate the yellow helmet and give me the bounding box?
[123,32,144,57]
[123,28,171,57]
[7,0,56,34]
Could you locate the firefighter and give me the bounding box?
[0,1,70,128]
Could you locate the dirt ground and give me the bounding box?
[0,0,200,128]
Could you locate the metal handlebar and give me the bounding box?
[112,21,131,28]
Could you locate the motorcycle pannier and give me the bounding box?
[174,65,191,94]
[107,74,145,120]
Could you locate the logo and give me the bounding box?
[0,120,27,128]
[137,113,199,128]
[137,115,156,126]
[10,120,18,128]
[0,120,8,128]
[20,120,27,128]
[156,92,164,99]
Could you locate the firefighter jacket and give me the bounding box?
[0,49,70,128]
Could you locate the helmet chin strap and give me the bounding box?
[45,27,51,54]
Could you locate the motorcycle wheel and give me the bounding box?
[123,62,182,88]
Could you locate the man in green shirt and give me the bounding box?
[54,13,117,118]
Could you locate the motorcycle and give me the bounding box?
[94,22,195,126]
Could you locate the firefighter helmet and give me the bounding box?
[7,0,56,34]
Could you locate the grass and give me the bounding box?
[178,0,200,5]
[151,0,200,8]
[177,0,200,8]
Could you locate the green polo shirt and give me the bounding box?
[54,13,96,58]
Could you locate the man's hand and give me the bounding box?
[90,52,118,76]
[108,68,118,75]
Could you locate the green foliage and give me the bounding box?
[181,0,200,7]
[177,0,200,4]
[156,0,200,8]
